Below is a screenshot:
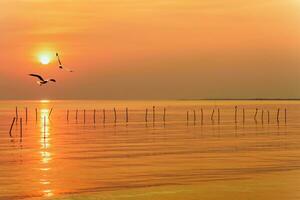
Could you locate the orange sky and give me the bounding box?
[0,0,300,99]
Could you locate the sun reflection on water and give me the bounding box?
[39,108,54,197]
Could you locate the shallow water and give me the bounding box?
[0,100,300,199]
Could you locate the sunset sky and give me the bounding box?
[0,0,300,99]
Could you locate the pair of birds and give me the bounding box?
[29,53,74,86]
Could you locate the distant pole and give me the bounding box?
[83,109,86,124]
[234,106,237,123]
[217,108,220,124]
[9,117,16,137]
[145,108,148,123]
[267,110,270,124]
[193,110,196,124]
[285,108,287,124]
[243,108,245,124]
[211,109,215,121]
[187,111,189,123]
[103,109,106,124]
[201,108,203,125]
[126,108,129,123]
[254,108,258,122]
[76,109,78,122]
[20,118,23,139]
[25,107,28,123]
[163,108,166,123]
[67,110,69,121]
[114,108,117,124]
[277,108,280,124]
[153,106,155,124]
[48,107,53,119]
[35,108,38,122]
[261,109,264,124]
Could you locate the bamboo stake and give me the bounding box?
[163,108,166,122]
[234,106,237,123]
[76,109,78,121]
[277,108,280,123]
[254,108,258,122]
[9,117,16,137]
[261,109,264,124]
[103,109,106,124]
[145,108,148,123]
[211,109,215,121]
[67,110,69,121]
[152,106,155,123]
[267,110,270,124]
[35,108,38,122]
[217,108,220,124]
[15,107,18,120]
[114,108,117,123]
[126,108,129,123]
[187,111,189,123]
[193,110,196,124]
[285,108,287,124]
[48,107,53,119]
[243,108,245,124]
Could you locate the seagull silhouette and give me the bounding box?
[29,74,56,86]
[56,53,74,72]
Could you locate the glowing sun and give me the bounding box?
[40,56,50,65]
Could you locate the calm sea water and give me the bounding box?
[1,100,300,200]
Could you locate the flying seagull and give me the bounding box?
[56,53,74,72]
[29,74,56,86]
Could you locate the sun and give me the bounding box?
[40,55,50,65]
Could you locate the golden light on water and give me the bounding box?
[39,108,54,197]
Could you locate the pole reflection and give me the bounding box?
[39,108,54,197]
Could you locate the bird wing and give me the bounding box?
[64,67,74,72]
[56,53,62,66]
[49,79,56,82]
[29,74,45,81]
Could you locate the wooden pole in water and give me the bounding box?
[126,107,129,123]
[83,109,86,124]
[163,108,166,123]
[201,108,203,124]
[35,108,38,122]
[187,111,189,123]
[9,117,16,137]
[114,108,117,123]
[76,109,78,121]
[20,117,22,139]
[145,108,148,123]
[234,106,237,123]
[254,108,258,122]
[103,109,106,124]
[193,110,196,124]
[261,109,264,124]
[152,106,155,123]
[267,110,270,124]
[211,109,215,121]
[217,108,220,124]
[48,107,53,119]
[25,107,28,123]
[243,108,245,124]
[67,110,69,121]
[285,108,287,124]
[277,108,280,123]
